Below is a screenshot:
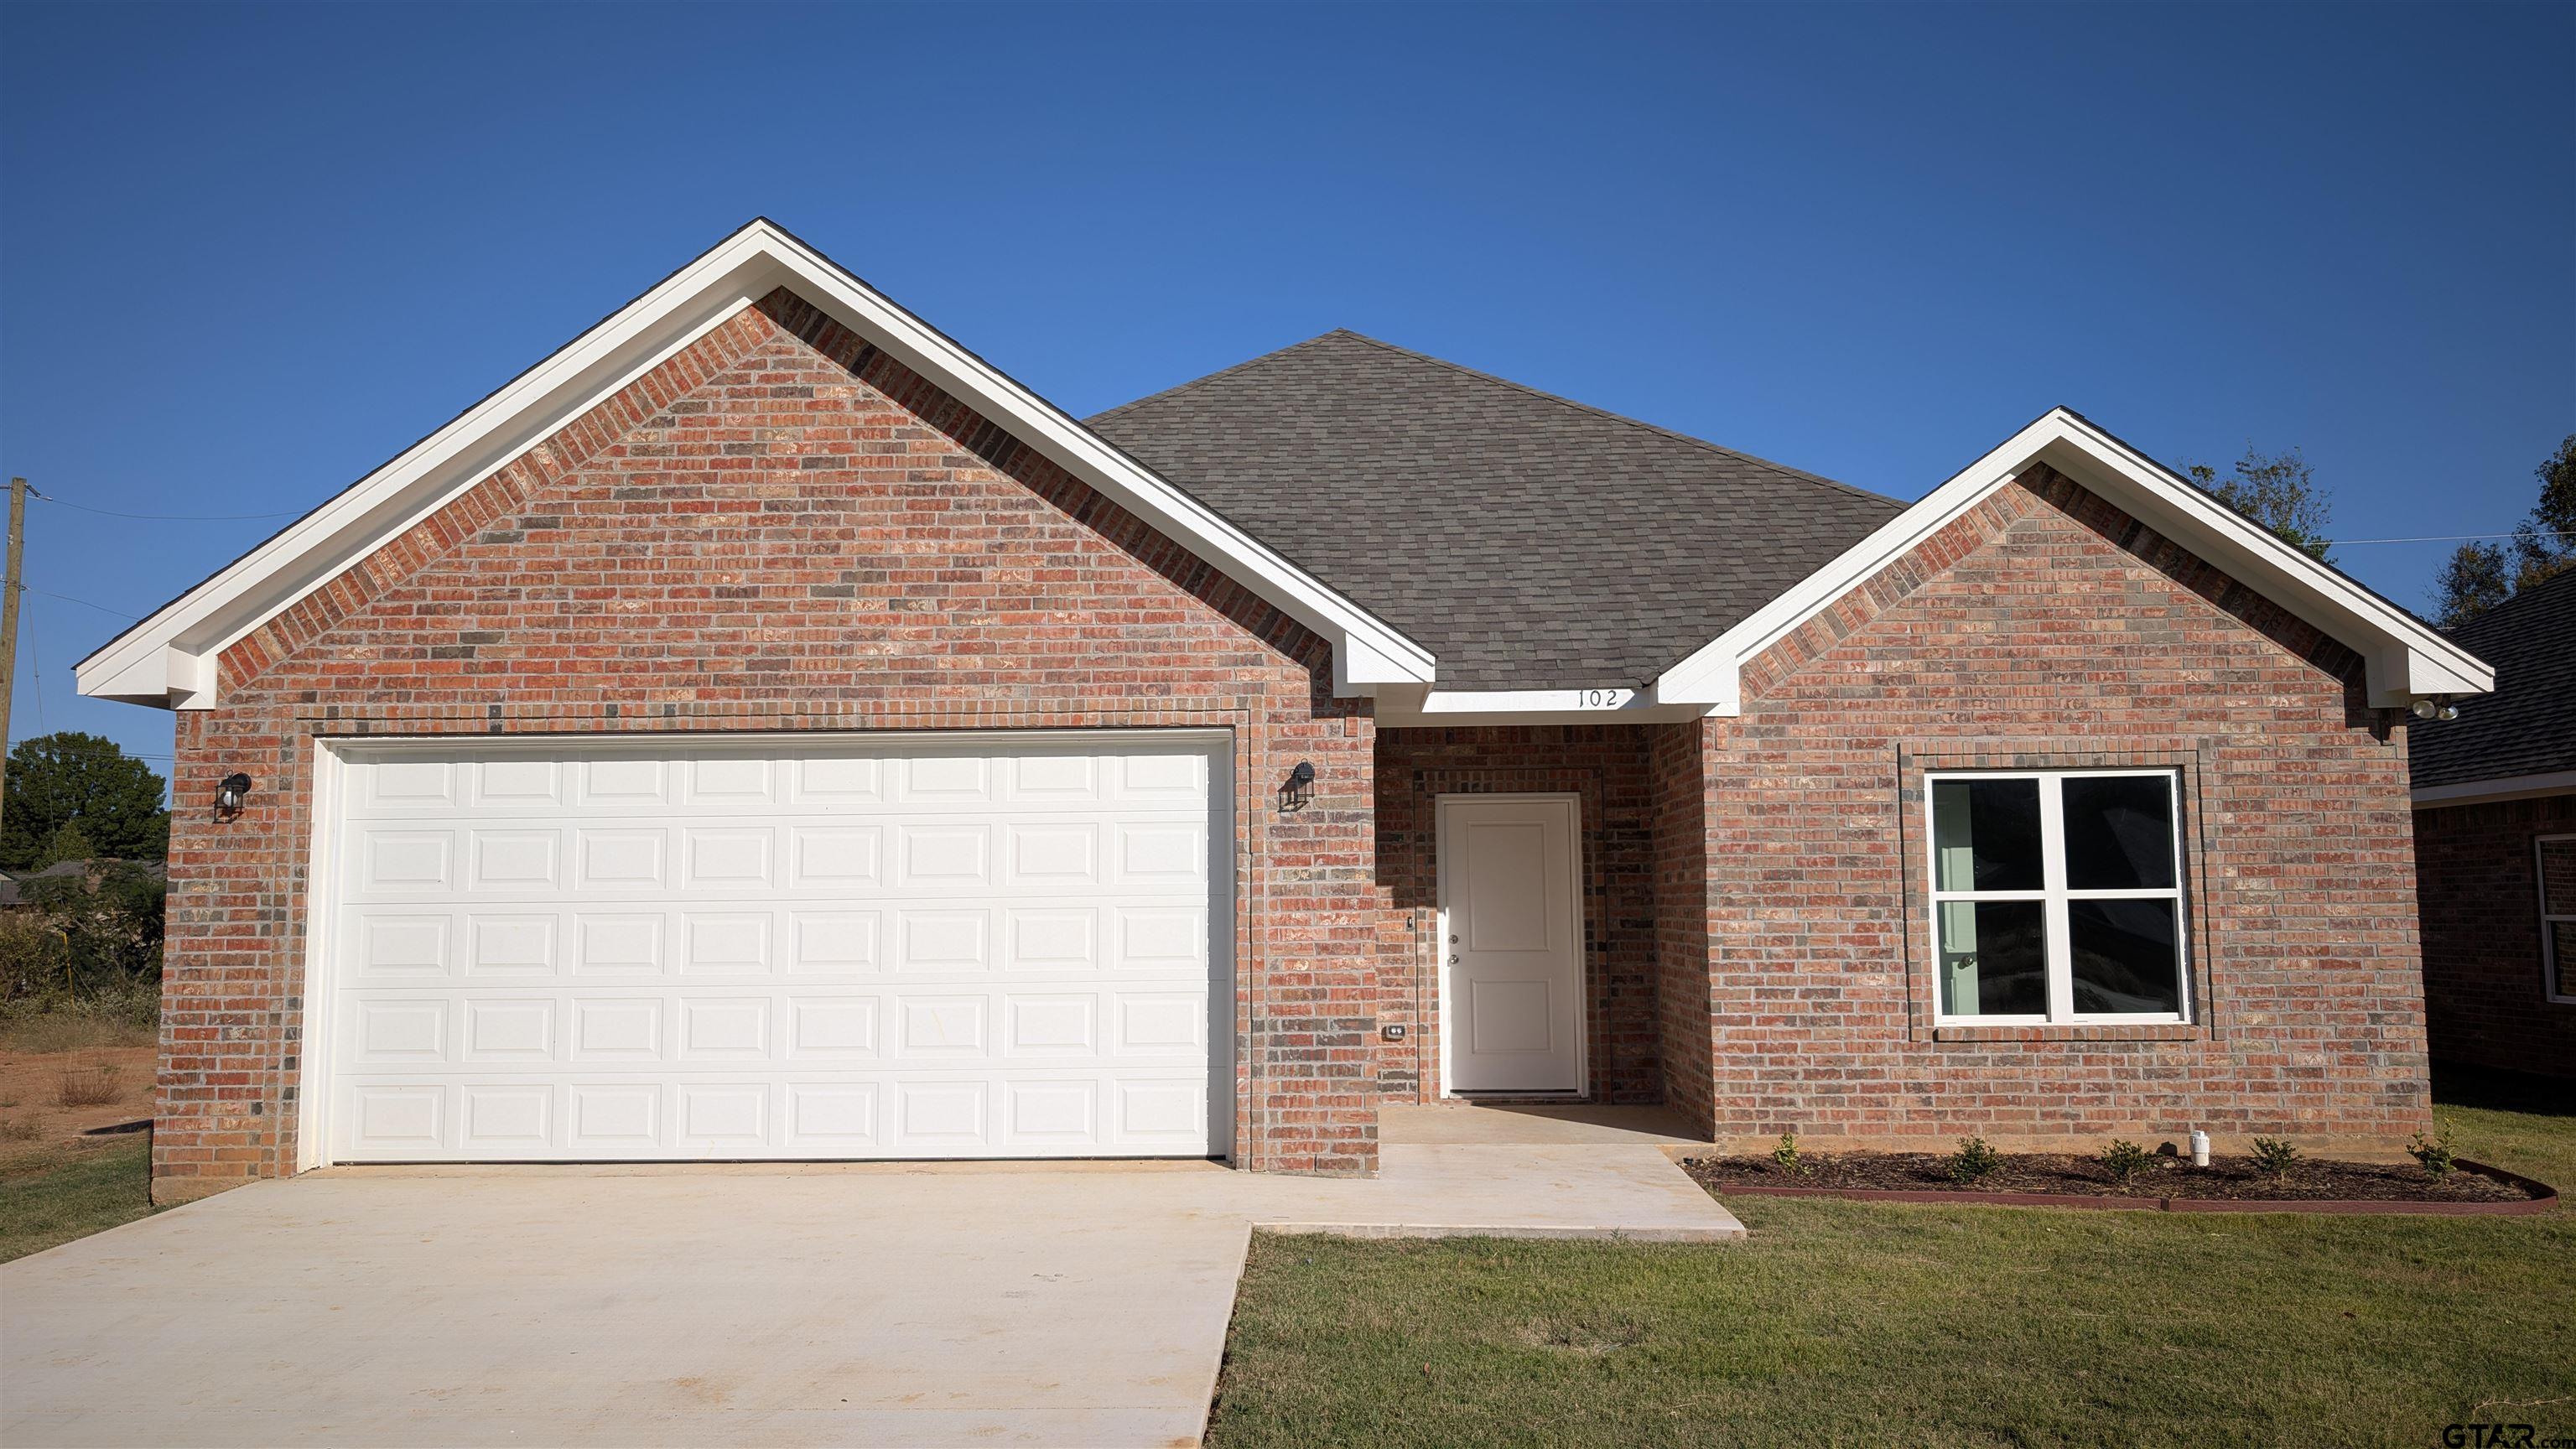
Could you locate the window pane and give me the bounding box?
[2541,839,2576,916]
[2069,898,2183,1015]
[1931,779,2043,892]
[1937,899,2047,1016]
[2063,775,2178,891]
[2553,922,2576,1000]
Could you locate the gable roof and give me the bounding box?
[1647,407,2495,716]
[2408,568,2576,799]
[1088,330,1908,691]
[74,222,2494,726]
[74,221,1434,709]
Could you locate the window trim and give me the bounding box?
[1924,767,2192,1026]
[2538,833,2576,1006]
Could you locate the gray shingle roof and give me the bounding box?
[1086,330,1907,691]
[2409,568,2576,791]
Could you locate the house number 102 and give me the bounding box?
[1572,688,1633,709]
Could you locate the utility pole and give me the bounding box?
[0,477,23,838]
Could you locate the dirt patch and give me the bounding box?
[0,1044,157,1161]
[1682,1150,2536,1204]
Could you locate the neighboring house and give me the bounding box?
[76,221,2492,1204]
[2407,569,2576,1078]
[0,858,168,911]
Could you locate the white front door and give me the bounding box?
[1437,794,1583,1094]
[314,731,1231,1164]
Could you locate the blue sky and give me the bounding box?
[3,2,2569,780]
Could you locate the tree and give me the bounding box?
[2185,447,2334,564]
[2434,434,2576,626]
[13,860,166,1000]
[2433,541,2513,627]
[0,733,170,870]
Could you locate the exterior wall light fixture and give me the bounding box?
[216,772,255,817]
[1280,760,1317,813]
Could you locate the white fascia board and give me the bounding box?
[2411,770,2576,808]
[1652,408,2496,714]
[77,221,1432,709]
[1377,685,1704,729]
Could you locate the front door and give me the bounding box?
[1437,794,1583,1094]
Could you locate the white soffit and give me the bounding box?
[1650,408,2496,715]
[75,220,1436,709]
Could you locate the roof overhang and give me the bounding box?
[76,219,1436,709]
[1649,408,2496,715]
[2411,770,2576,808]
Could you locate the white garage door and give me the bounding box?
[315,733,1230,1163]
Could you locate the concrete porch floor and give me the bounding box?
[3,1139,1741,1448]
[1378,1101,1710,1147]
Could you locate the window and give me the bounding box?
[1926,770,2189,1023]
[2540,834,2576,1005]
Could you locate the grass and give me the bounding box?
[0,995,158,1055]
[0,1135,158,1264]
[1211,1074,2576,1449]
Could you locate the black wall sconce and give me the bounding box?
[215,773,254,819]
[1278,760,1317,813]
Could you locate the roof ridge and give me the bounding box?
[1084,330,1360,427]
[1323,330,1903,508]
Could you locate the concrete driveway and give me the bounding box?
[3,1132,1739,1447]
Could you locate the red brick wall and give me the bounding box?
[2412,793,2576,1078]
[154,289,1383,1200]
[1371,726,1660,1103]
[1649,720,1716,1131]
[1690,465,2433,1156]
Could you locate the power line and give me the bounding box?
[16,584,141,620]
[2330,528,2576,546]
[28,490,304,522]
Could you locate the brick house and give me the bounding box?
[77,221,2494,1203]
[2407,569,2575,1078]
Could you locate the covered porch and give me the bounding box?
[1370,723,1716,1131]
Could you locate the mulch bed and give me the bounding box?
[1682,1150,2553,1212]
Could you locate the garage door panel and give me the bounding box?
[325,735,1227,1162]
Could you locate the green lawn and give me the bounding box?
[1,1136,158,1264]
[1211,1072,2575,1449]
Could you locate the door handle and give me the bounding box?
[1448,954,1460,964]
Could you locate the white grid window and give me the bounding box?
[1925,769,2189,1025]
[2539,834,2576,1005]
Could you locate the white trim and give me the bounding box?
[77,220,1432,709]
[1924,767,2192,1027]
[293,738,345,1171]
[2412,771,2576,808]
[1378,686,1704,729]
[1653,408,2496,715]
[1433,792,1587,1098]
[292,725,1238,1170]
[2538,834,2576,1007]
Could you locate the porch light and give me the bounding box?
[1280,760,1317,812]
[216,772,254,815]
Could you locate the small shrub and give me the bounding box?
[2099,1138,2152,1187]
[1770,1132,1809,1177]
[2407,1121,2457,1176]
[0,1114,43,1142]
[1947,1136,2001,1185]
[2251,1136,2300,1182]
[54,1061,122,1109]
